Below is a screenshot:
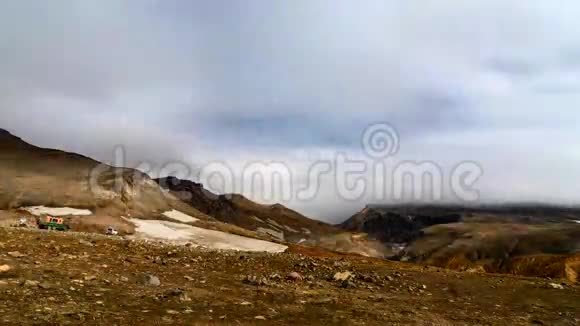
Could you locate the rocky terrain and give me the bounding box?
[156,176,339,243]
[155,177,388,257]
[342,205,580,282]
[0,227,579,325]
[2,127,580,324]
[0,128,210,223]
[341,206,462,243]
[0,128,302,254]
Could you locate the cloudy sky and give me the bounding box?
[1,1,579,221]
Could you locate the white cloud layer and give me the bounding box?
[1,1,580,221]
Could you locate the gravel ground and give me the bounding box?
[0,227,578,325]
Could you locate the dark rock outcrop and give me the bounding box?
[155,177,339,242]
[156,177,238,222]
[341,206,462,243]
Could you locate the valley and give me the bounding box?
[1,128,580,325]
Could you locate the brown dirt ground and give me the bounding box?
[0,227,578,325]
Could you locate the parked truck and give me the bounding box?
[38,216,69,231]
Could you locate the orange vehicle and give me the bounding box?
[38,216,68,231]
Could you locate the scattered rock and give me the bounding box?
[341,280,356,289]
[179,293,191,302]
[84,275,97,281]
[269,273,282,280]
[8,251,26,258]
[38,282,52,289]
[313,298,334,305]
[165,288,184,297]
[78,240,94,247]
[163,288,191,302]
[287,272,303,282]
[0,264,12,273]
[254,316,266,320]
[243,275,268,286]
[549,283,564,290]
[23,280,40,287]
[333,271,354,282]
[120,276,129,282]
[142,274,161,287]
[184,276,194,281]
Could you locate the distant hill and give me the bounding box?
[0,128,210,221]
[0,128,339,245]
[341,203,580,282]
[341,203,580,243]
[340,206,462,243]
[365,203,580,222]
[155,176,340,243]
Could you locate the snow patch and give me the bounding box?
[23,206,92,217]
[128,219,287,253]
[267,218,284,230]
[283,225,299,233]
[572,220,580,224]
[251,216,265,224]
[163,210,199,223]
[301,228,312,235]
[257,227,285,241]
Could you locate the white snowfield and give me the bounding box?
[128,219,288,253]
[163,210,199,223]
[23,206,93,216]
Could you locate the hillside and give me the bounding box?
[342,204,580,282]
[399,221,580,281]
[0,128,217,233]
[0,128,378,255]
[156,176,340,243]
[341,206,462,244]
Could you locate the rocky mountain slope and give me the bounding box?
[400,221,580,281]
[156,176,340,243]
[341,206,462,244]
[0,128,214,232]
[4,127,580,283]
[342,204,580,282]
[0,128,339,253]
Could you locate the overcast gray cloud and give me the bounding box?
[1,1,580,221]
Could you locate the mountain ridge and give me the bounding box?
[0,127,210,222]
[155,176,340,243]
